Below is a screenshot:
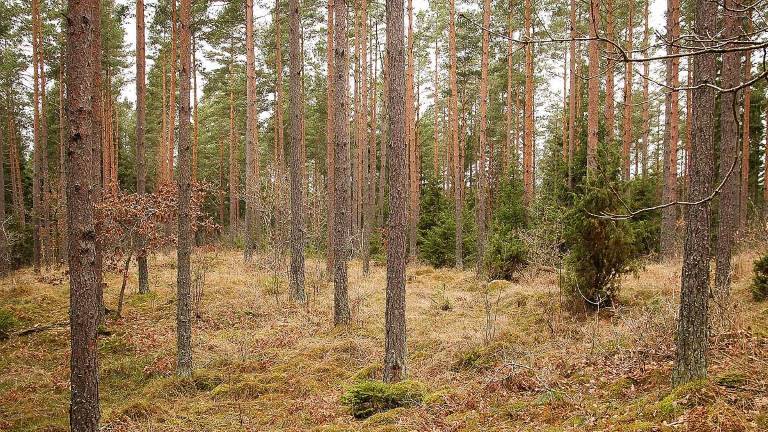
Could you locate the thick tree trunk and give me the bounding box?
[672,0,716,386]
[136,0,149,294]
[288,0,306,302]
[476,0,491,274]
[714,0,744,305]
[65,0,102,427]
[176,0,193,378]
[660,0,681,260]
[384,0,407,384]
[586,0,599,174]
[622,2,634,180]
[333,0,351,325]
[326,0,335,274]
[244,0,259,261]
[449,0,462,269]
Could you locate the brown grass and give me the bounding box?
[1,249,767,431]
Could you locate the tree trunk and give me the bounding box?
[0,116,7,274]
[406,0,418,259]
[176,0,193,378]
[228,45,238,237]
[193,35,199,182]
[333,0,351,325]
[383,0,407,384]
[604,0,615,145]
[136,0,149,294]
[523,0,535,204]
[360,0,372,274]
[326,0,335,275]
[505,6,513,175]
[622,3,634,180]
[161,56,168,184]
[168,0,177,181]
[672,0,716,386]
[6,113,24,227]
[740,16,751,231]
[586,0,599,174]
[714,0,743,306]
[567,0,577,188]
[476,0,490,274]
[32,0,43,272]
[449,0,462,269]
[244,0,259,261]
[64,0,102,426]
[288,0,306,302]
[660,0,680,260]
[640,0,650,176]
[90,0,105,325]
[433,40,440,180]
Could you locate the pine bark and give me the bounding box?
[228,45,238,236]
[672,0,716,386]
[434,40,440,180]
[567,0,577,187]
[640,0,650,176]
[0,116,7,274]
[32,0,43,271]
[660,0,680,259]
[244,0,259,261]
[288,0,306,302]
[714,0,744,302]
[136,0,149,294]
[65,0,102,426]
[406,0,418,258]
[384,0,407,383]
[6,113,24,226]
[622,2,634,180]
[176,0,193,378]
[168,0,177,182]
[360,0,372,274]
[449,0,462,269]
[333,0,351,325]
[586,0,599,174]
[505,6,513,174]
[605,0,615,144]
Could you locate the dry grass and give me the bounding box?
[1,249,768,431]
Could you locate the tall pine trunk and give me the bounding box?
[176,0,193,378]
[523,0,535,203]
[586,0,599,174]
[449,0,462,269]
[604,0,615,145]
[326,0,335,274]
[567,0,577,188]
[384,0,407,384]
[288,0,306,302]
[244,0,259,261]
[740,16,752,231]
[476,0,491,274]
[136,0,149,294]
[333,0,351,325]
[622,2,634,180]
[661,0,680,259]
[672,0,716,386]
[65,0,102,426]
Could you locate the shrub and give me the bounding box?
[564,157,636,310]
[419,186,477,268]
[750,253,768,301]
[341,380,425,419]
[485,176,528,280]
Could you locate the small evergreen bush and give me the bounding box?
[341,380,425,419]
[485,175,528,280]
[418,183,476,268]
[0,308,17,339]
[750,253,768,301]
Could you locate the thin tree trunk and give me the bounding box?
[640,0,650,176]
[32,0,43,272]
[586,0,599,174]
[192,35,199,182]
[523,0,535,204]
[360,0,372,274]
[714,0,743,304]
[136,0,149,294]
[168,0,177,181]
[433,40,440,180]
[176,0,193,378]
[0,115,7,274]
[406,0,417,258]
[567,0,577,188]
[228,44,238,237]
[383,0,407,384]
[505,6,513,175]
[449,0,462,269]
[660,0,680,259]
[605,0,615,145]
[58,39,67,263]
[333,0,351,325]
[6,112,24,226]
[288,0,306,302]
[326,0,335,274]
[365,23,378,274]
[64,0,102,426]
[622,2,634,180]
[672,0,716,386]
[740,16,752,231]
[161,56,168,183]
[477,0,491,274]
[244,0,258,261]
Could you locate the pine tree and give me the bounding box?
[136,0,150,294]
[586,0,599,174]
[65,0,102,426]
[384,0,407,384]
[660,0,680,259]
[449,0,462,269]
[622,1,634,180]
[244,0,258,261]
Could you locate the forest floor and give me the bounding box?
[1,248,768,431]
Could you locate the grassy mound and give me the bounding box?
[341,380,425,419]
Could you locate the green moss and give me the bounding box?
[99,334,134,355]
[423,388,453,406]
[351,363,382,381]
[362,407,406,427]
[657,379,712,420]
[0,307,17,338]
[715,372,747,388]
[618,420,655,431]
[340,380,425,419]
[126,291,158,307]
[450,343,504,372]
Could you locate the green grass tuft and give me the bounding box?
[340,380,425,419]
